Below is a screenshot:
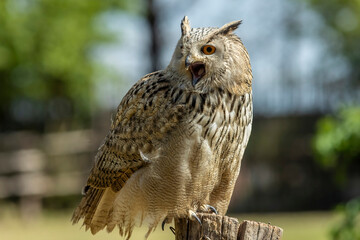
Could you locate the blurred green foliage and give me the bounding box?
[313,106,360,183]
[0,0,138,131]
[331,198,360,240]
[313,107,360,239]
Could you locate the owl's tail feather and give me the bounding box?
[72,187,117,235]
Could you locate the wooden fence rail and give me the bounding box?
[175,213,283,240]
[0,130,96,218]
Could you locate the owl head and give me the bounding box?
[168,16,252,95]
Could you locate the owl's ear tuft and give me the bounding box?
[217,20,242,35]
[181,16,191,36]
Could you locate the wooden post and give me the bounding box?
[174,213,283,240]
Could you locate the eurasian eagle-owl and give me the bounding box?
[72,16,252,239]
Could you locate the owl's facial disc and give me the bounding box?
[189,62,206,86]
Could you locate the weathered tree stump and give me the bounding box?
[238,220,283,240]
[174,213,283,240]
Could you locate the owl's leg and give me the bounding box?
[208,170,237,214]
[199,204,218,214]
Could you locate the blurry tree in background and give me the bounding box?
[331,198,360,240]
[0,0,139,132]
[313,107,360,184]
[305,0,360,87]
[313,107,360,239]
[306,1,360,235]
[313,107,360,240]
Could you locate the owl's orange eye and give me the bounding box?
[202,45,216,55]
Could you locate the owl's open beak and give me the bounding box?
[187,61,206,86]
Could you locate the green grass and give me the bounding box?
[0,208,338,240]
[0,208,173,240]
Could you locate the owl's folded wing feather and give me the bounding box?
[72,71,184,233]
[71,134,146,231]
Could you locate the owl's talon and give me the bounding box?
[170,226,176,235]
[189,210,202,225]
[161,220,166,231]
[161,217,171,231]
[203,204,218,214]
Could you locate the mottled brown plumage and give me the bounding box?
[72,16,252,239]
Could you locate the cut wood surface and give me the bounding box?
[175,213,283,240]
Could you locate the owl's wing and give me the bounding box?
[72,71,185,232]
